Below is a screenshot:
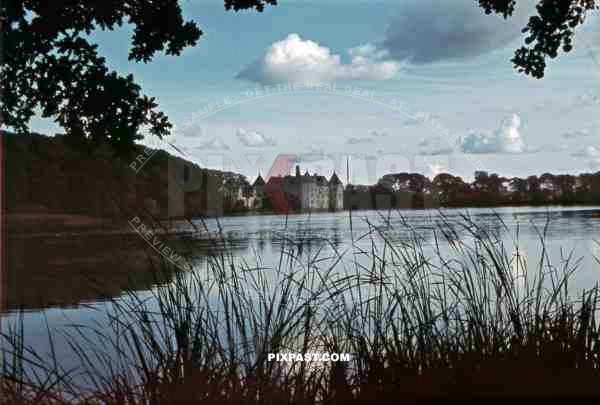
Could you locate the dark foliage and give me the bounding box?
[344,170,600,211]
[0,0,275,153]
[479,0,599,78]
[4,132,244,224]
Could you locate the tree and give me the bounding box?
[474,171,490,191]
[0,0,277,153]
[478,0,599,78]
[509,177,528,203]
[556,174,576,202]
[432,173,467,206]
[526,175,540,193]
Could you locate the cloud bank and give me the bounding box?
[460,114,526,154]
[237,34,400,84]
[382,0,529,64]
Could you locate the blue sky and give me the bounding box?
[31,0,600,184]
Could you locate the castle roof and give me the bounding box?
[253,175,265,186]
[261,167,340,188]
[329,172,342,185]
[314,174,328,186]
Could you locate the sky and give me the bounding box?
[30,0,600,184]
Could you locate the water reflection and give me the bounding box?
[4,206,600,313]
[5,233,172,311]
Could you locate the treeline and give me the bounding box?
[345,171,600,210]
[4,132,249,225]
[6,133,600,224]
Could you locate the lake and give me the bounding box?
[2,206,600,376]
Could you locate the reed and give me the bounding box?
[2,213,600,403]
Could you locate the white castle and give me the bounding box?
[253,165,344,211]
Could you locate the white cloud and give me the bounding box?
[460,114,526,154]
[345,136,372,145]
[236,128,276,147]
[572,146,600,167]
[237,34,400,84]
[573,145,600,158]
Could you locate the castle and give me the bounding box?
[252,165,344,212]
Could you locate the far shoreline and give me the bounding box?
[6,204,600,239]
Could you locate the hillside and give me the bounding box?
[4,132,233,231]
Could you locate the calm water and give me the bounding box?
[2,206,600,375]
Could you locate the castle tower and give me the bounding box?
[329,171,343,211]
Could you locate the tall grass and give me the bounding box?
[2,213,600,403]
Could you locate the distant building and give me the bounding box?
[223,172,254,209]
[250,174,266,209]
[328,172,344,211]
[260,165,344,211]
